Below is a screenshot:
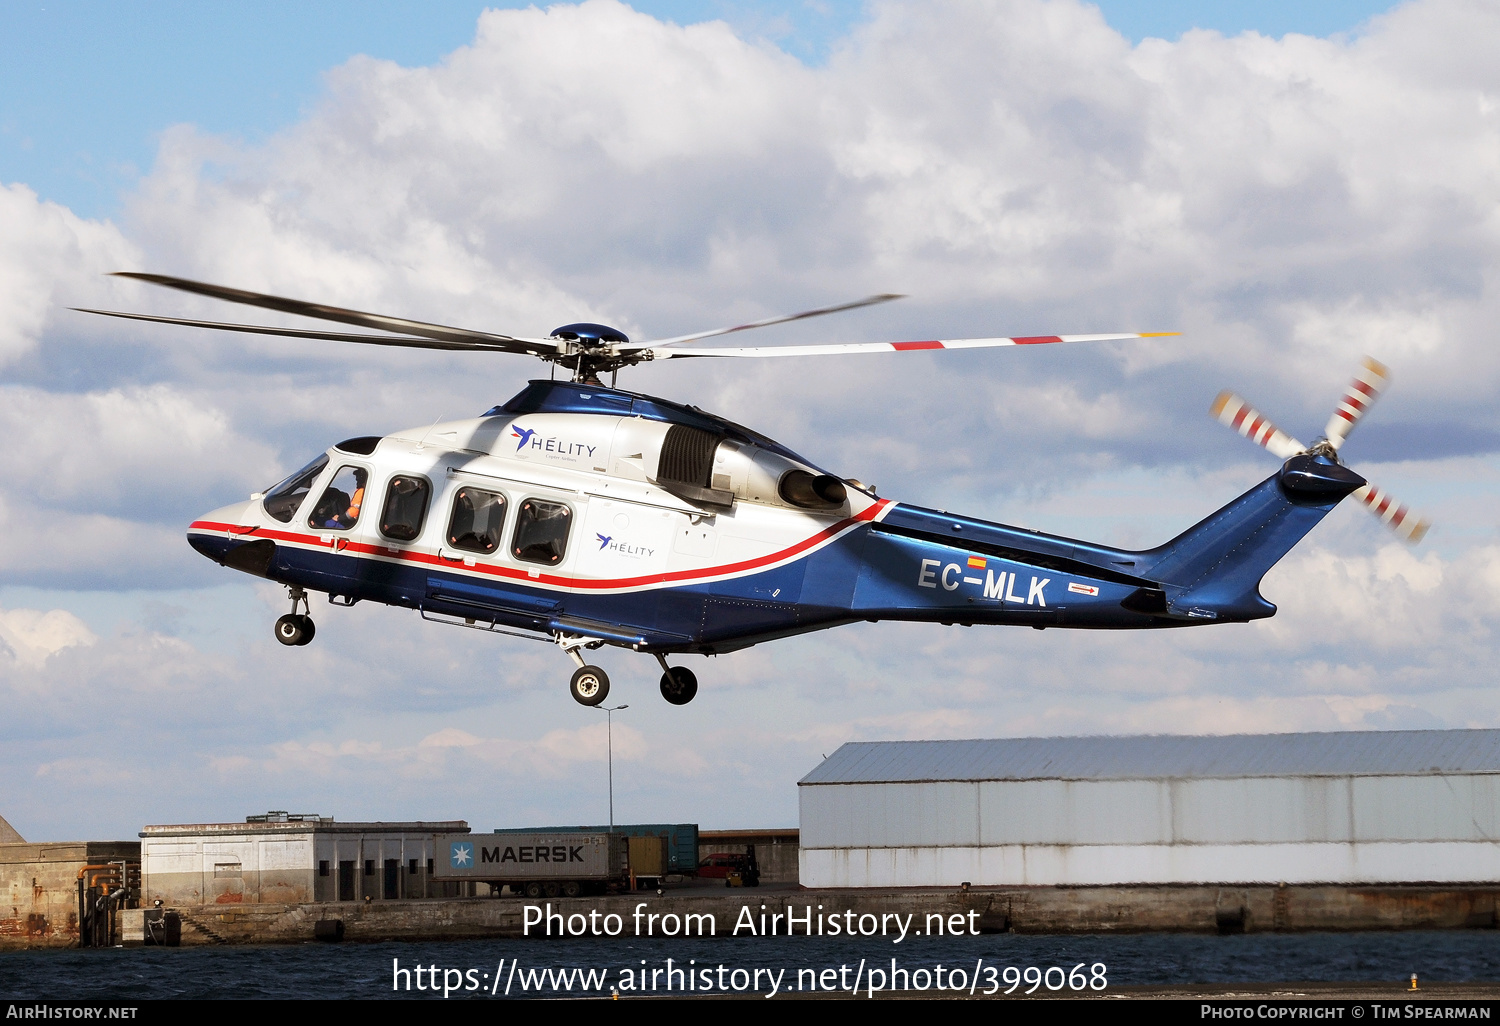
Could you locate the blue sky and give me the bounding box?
[3,1,1404,219]
[3,0,1498,842]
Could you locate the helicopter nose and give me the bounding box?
[187,499,275,574]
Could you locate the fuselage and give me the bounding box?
[187,380,1353,654]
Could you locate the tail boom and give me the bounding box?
[849,454,1363,629]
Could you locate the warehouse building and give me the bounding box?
[798,730,1500,888]
[141,812,469,905]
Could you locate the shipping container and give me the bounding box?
[493,823,698,878]
[439,831,629,897]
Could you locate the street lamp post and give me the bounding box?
[595,703,628,831]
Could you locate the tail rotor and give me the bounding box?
[1324,357,1389,453]
[1210,358,1430,543]
[1210,391,1306,460]
[1351,483,1430,544]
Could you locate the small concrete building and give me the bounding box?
[141,813,468,905]
[2,840,140,948]
[799,730,1500,888]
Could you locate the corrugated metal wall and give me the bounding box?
[804,775,1500,848]
[799,772,1500,887]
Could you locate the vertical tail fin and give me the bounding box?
[1134,455,1366,621]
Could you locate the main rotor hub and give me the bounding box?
[550,322,630,349]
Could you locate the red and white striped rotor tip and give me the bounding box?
[1352,483,1430,544]
[1324,357,1390,452]
[1210,391,1306,460]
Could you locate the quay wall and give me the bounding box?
[111,884,1500,947]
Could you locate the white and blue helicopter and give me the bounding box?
[80,275,1428,706]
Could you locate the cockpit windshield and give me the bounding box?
[262,455,329,523]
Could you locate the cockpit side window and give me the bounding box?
[308,465,368,532]
[380,476,431,541]
[262,455,329,523]
[511,498,572,565]
[447,487,507,554]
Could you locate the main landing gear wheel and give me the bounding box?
[570,665,610,706]
[659,666,698,705]
[274,614,315,647]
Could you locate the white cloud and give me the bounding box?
[0,607,96,668]
[0,383,281,516]
[7,0,1500,838]
[0,183,140,365]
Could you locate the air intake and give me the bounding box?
[656,425,732,510]
[658,425,721,487]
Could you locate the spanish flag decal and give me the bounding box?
[967,556,986,569]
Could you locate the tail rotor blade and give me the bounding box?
[1210,392,1306,460]
[1351,483,1430,543]
[1324,357,1389,452]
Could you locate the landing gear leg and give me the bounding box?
[275,587,315,647]
[556,634,609,706]
[655,654,698,705]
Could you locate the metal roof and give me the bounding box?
[798,730,1500,785]
[140,821,469,836]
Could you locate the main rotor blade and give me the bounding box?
[73,308,548,355]
[631,293,906,349]
[1324,356,1389,452]
[108,272,554,354]
[1351,482,1430,543]
[639,331,1174,361]
[1210,392,1306,459]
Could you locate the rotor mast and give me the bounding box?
[545,321,642,384]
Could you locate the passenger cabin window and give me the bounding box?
[261,455,329,523]
[512,499,572,565]
[308,465,368,532]
[448,488,506,554]
[380,475,430,541]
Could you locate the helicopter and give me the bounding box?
[79,274,1429,707]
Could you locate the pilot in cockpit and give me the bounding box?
[310,467,367,531]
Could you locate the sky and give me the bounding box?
[3,0,1499,842]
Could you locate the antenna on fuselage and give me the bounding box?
[414,413,445,450]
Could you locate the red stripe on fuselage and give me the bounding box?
[189,499,894,592]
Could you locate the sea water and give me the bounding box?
[3,931,1497,1000]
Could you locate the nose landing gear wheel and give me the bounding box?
[275,614,315,647]
[570,665,610,706]
[659,666,698,705]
